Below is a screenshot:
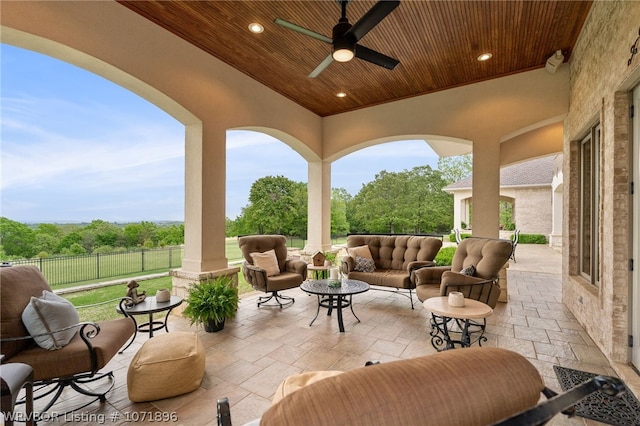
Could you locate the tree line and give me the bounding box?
[2,155,472,259]
[228,155,472,238]
[0,218,184,259]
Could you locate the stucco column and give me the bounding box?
[171,123,238,310]
[305,160,332,253]
[472,139,500,238]
[180,122,229,272]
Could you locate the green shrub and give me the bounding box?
[434,247,456,266]
[448,233,472,243]
[183,276,239,326]
[518,234,547,244]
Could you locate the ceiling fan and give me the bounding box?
[274,0,400,78]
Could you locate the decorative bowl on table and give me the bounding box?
[327,280,341,288]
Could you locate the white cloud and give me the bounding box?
[1,45,443,222]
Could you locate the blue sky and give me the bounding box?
[1,44,439,223]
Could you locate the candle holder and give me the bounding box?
[448,291,465,307]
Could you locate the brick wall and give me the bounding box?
[514,187,552,235]
[563,1,640,363]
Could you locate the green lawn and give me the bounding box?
[65,269,253,322]
[63,236,334,321]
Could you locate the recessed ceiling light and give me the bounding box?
[477,53,492,61]
[336,92,347,98]
[248,23,264,34]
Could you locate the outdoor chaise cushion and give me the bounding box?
[260,347,545,425]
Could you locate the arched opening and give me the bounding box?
[1,43,188,224]
[225,129,309,241]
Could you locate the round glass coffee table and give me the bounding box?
[300,279,369,332]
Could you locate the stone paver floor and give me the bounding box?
[15,245,640,425]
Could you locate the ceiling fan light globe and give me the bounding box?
[333,48,354,62]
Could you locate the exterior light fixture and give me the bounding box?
[336,92,347,98]
[477,53,492,61]
[545,50,565,74]
[248,23,264,33]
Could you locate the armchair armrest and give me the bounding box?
[412,265,451,286]
[407,261,436,275]
[242,261,268,290]
[0,321,100,344]
[440,271,501,306]
[441,271,494,287]
[1,321,103,370]
[284,259,308,279]
[341,256,355,274]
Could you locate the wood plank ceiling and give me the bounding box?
[118,1,592,117]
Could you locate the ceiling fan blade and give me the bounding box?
[355,45,399,70]
[274,18,332,44]
[346,0,400,42]
[309,54,334,78]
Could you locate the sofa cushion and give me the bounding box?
[22,290,79,350]
[353,255,375,273]
[349,269,411,289]
[250,249,280,276]
[347,245,373,261]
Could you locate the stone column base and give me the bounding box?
[497,262,509,303]
[170,267,240,315]
[548,233,563,252]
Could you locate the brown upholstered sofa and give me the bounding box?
[341,234,442,308]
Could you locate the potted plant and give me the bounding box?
[183,276,239,332]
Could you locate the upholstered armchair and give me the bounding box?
[0,265,135,414]
[238,235,307,308]
[412,237,513,305]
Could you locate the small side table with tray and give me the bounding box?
[116,295,183,353]
[423,296,493,351]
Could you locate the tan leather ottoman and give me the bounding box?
[127,331,205,402]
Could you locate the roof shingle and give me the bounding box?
[445,155,557,190]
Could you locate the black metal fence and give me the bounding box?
[7,246,183,287]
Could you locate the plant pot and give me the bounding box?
[204,318,225,332]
